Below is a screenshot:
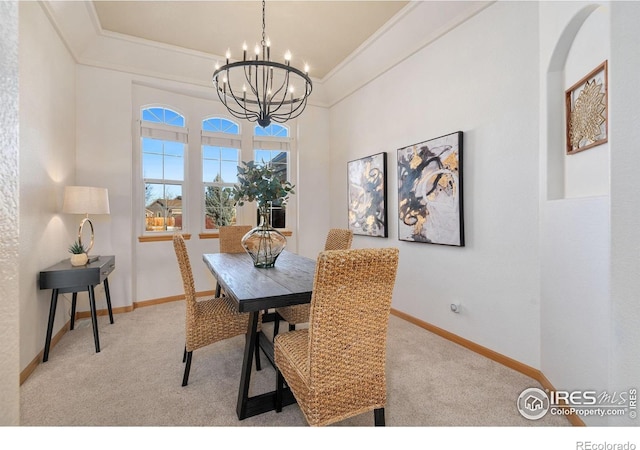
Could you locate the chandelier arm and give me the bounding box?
[214,83,261,123]
[221,70,262,122]
[270,95,309,123]
[213,61,312,104]
[264,74,291,118]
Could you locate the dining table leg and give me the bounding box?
[237,310,260,420]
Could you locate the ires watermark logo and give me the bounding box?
[517,387,637,420]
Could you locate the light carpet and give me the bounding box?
[20,300,570,427]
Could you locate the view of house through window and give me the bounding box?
[141,107,186,232]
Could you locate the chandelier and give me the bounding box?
[212,0,313,128]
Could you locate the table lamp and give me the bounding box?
[63,186,110,263]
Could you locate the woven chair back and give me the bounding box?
[307,248,399,388]
[324,228,353,251]
[219,225,252,253]
[173,234,197,306]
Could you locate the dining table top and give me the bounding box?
[202,250,316,313]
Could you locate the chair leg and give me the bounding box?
[182,351,193,386]
[183,346,187,363]
[275,369,284,413]
[288,323,295,332]
[374,408,385,426]
[254,333,262,371]
[273,313,281,340]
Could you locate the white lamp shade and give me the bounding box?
[62,186,110,215]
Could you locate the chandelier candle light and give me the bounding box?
[212,0,312,127]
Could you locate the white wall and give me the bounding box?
[539,2,616,426]
[329,1,542,367]
[0,0,20,426]
[609,0,640,426]
[18,2,78,371]
[296,104,332,258]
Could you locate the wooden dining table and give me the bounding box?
[202,250,316,420]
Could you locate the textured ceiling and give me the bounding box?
[92,1,409,79]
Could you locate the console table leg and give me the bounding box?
[43,289,59,362]
[88,285,100,353]
[103,278,114,324]
[70,292,77,330]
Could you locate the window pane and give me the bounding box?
[142,152,163,179]
[255,150,271,164]
[220,161,238,183]
[163,153,184,181]
[256,207,285,228]
[143,108,163,123]
[272,151,288,165]
[145,183,183,232]
[203,159,220,183]
[142,107,185,127]
[203,146,220,160]
[164,109,184,127]
[202,117,239,134]
[143,138,184,181]
[164,141,184,157]
[204,186,236,229]
[254,123,288,137]
[221,147,238,161]
[271,208,285,228]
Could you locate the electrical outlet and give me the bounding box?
[450,302,461,313]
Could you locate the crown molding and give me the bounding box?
[39,0,493,111]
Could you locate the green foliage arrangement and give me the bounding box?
[68,240,86,254]
[232,160,295,215]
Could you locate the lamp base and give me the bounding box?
[87,255,100,263]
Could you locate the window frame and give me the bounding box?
[140,105,188,236]
[201,117,242,232]
[252,124,294,229]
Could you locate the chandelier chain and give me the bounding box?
[261,0,266,47]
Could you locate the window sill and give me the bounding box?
[138,233,191,243]
[199,229,293,239]
[139,230,293,242]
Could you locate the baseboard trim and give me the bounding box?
[390,308,585,426]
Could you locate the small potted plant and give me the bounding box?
[68,240,88,266]
[232,160,295,268]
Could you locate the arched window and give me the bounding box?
[253,124,291,228]
[141,106,187,233]
[202,117,241,230]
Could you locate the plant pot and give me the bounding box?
[70,253,88,266]
[241,211,286,268]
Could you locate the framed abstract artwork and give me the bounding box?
[397,131,464,246]
[565,61,608,155]
[347,152,388,237]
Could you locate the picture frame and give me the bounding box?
[565,61,608,155]
[397,131,464,246]
[347,152,388,237]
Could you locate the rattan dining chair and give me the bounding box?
[273,228,353,337]
[215,225,252,296]
[274,247,399,426]
[173,233,260,387]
